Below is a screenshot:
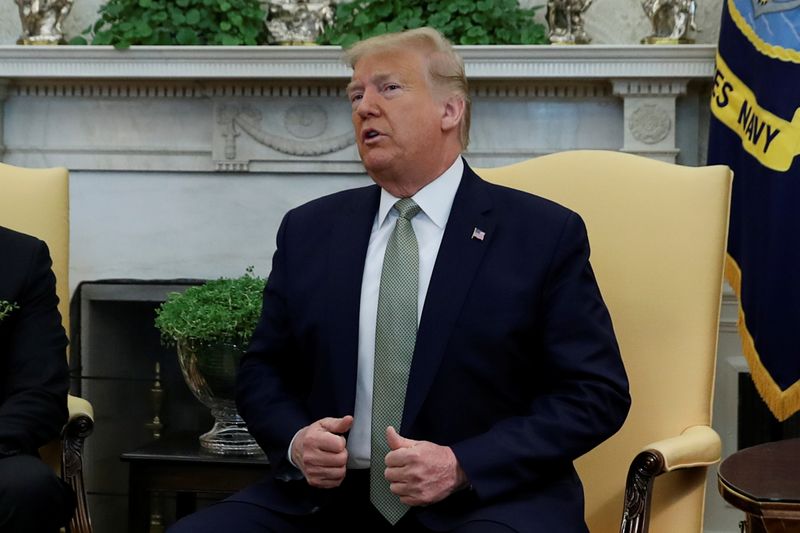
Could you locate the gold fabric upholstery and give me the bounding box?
[0,162,94,533]
[0,163,70,329]
[479,150,732,533]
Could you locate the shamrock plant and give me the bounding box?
[0,300,18,322]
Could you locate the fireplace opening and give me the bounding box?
[70,280,214,532]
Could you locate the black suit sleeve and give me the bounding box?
[236,211,312,479]
[0,240,69,456]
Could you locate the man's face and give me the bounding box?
[347,48,448,188]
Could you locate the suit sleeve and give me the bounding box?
[236,210,312,479]
[0,240,69,456]
[450,212,630,501]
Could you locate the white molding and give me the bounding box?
[8,81,347,99]
[611,79,690,96]
[0,44,716,80]
[720,293,740,333]
[6,80,619,100]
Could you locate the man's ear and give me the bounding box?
[441,95,465,133]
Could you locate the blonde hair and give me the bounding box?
[345,27,471,150]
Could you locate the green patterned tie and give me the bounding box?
[370,197,422,525]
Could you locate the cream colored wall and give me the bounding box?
[0,0,722,45]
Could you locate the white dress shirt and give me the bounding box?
[347,156,463,468]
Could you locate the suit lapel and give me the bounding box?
[401,163,495,432]
[326,185,380,417]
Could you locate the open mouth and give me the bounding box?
[362,129,383,143]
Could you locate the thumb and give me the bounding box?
[319,415,354,435]
[386,426,416,450]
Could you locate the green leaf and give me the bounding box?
[341,33,360,48]
[220,20,232,31]
[105,3,123,17]
[353,12,370,26]
[185,9,201,24]
[68,36,88,45]
[176,27,199,44]
[221,34,241,45]
[139,0,152,7]
[176,0,190,6]
[387,19,404,32]
[171,11,186,25]
[154,29,174,44]
[136,20,154,37]
[375,2,393,17]
[92,31,112,45]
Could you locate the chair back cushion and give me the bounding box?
[0,163,70,334]
[479,150,731,533]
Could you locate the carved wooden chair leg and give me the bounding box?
[62,413,95,533]
[620,450,665,533]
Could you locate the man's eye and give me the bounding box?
[384,84,401,91]
[350,94,363,103]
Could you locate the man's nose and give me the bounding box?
[356,88,380,118]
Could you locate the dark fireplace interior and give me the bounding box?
[70,280,213,533]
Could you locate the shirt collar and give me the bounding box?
[376,156,464,229]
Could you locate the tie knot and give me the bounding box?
[394,198,421,221]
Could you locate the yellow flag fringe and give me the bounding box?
[725,254,800,421]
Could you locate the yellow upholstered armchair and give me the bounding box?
[479,151,732,533]
[0,162,94,533]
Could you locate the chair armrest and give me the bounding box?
[67,395,94,424]
[621,425,721,533]
[63,394,94,533]
[642,424,721,472]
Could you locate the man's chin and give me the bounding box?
[361,155,393,178]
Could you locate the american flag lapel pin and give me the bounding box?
[471,227,486,241]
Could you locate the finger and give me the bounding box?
[307,464,347,480]
[313,431,348,453]
[384,447,410,468]
[307,473,346,489]
[304,452,349,469]
[386,426,416,450]
[388,479,411,497]
[384,463,408,482]
[319,415,354,434]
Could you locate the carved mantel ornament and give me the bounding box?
[15,0,75,45]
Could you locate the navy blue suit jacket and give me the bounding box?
[0,227,69,458]
[236,162,630,532]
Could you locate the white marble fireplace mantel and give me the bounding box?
[0,44,714,79]
[0,45,715,172]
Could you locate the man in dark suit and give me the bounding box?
[0,226,75,532]
[170,27,629,532]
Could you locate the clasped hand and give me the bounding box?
[291,417,468,506]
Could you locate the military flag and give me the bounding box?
[708,0,800,420]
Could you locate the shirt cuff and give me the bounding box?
[287,429,302,468]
